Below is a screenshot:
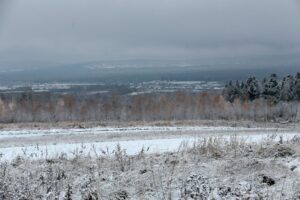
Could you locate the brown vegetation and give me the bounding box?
[0,91,299,123]
[1,136,300,199]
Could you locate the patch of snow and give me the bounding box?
[0,131,299,161]
[0,126,282,139]
[0,137,194,161]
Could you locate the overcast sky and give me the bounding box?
[0,0,300,66]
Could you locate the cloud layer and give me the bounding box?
[0,0,300,65]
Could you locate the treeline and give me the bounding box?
[0,90,299,123]
[223,72,300,103]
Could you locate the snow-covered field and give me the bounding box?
[0,125,283,139]
[0,125,299,161]
[1,124,300,199]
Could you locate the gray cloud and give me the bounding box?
[0,0,300,66]
[0,0,11,27]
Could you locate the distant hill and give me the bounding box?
[0,59,299,85]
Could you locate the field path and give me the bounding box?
[0,125,300,161]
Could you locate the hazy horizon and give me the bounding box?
[0,0,300,71]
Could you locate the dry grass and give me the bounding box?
[0,119,299,130]
[1,136,300,199]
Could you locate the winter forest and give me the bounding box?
[0,72,299,123]
[223,72,300,103]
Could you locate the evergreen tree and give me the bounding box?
[295,72,300,100]
[280,75,295,101]
[245,76,260,101]
[239,81,248,101]
[222,72,300,103]
[235,80,242,97]
[223,81,238,103]
[262,77,267,85]
[262,73,281,103]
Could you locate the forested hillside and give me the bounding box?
[223,72,300,103]
[0,75,299,123]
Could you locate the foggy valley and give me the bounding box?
[0,0,300,199]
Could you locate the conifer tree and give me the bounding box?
[280,75,295,101]
[245,76,260,101]
[262,73,280,103]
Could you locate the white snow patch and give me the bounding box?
[0,131,299,161]
[0,126,280,139]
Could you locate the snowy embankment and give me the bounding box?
[0,126,278,139]
[0,125,299,161]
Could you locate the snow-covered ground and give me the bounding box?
[0,125,281,139]
[1,124,300,199]
[0,125,299,161]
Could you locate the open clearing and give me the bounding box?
[1,123,300,199]
[0,124,299,161]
